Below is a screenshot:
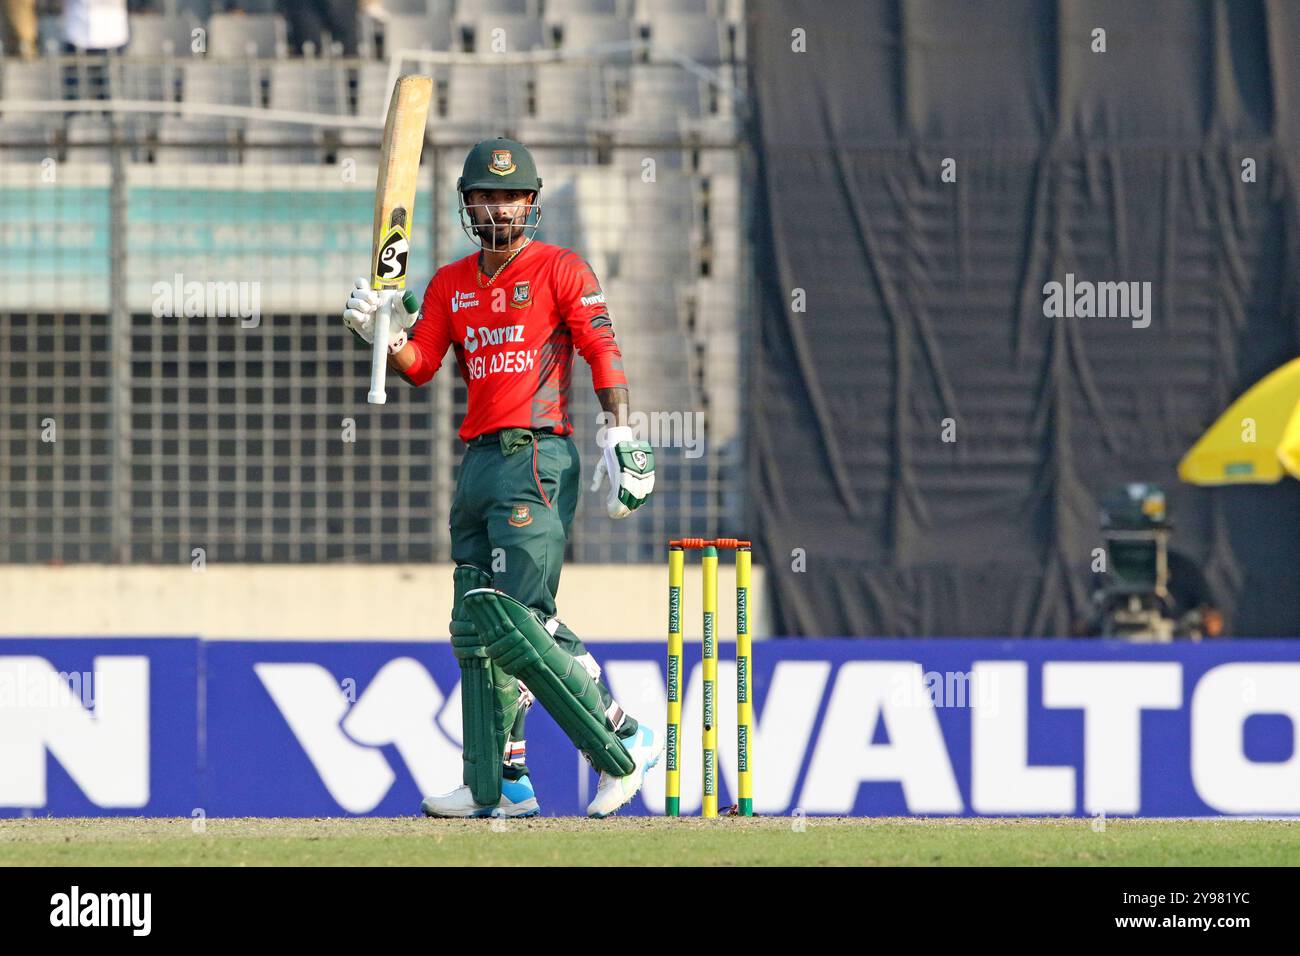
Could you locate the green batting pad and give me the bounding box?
[450,565,505,806]
[464,588,634,777]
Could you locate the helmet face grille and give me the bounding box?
[457,198,543,252]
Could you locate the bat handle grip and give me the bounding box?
[367,293,392,405]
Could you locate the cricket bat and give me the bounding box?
[367,74,433,405]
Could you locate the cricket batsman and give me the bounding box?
[342,138,660,818]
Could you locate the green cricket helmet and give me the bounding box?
[456,137,543,251]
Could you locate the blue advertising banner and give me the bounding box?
[3,638,1299,818]
[0,638,199,817]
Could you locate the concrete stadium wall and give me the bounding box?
[0,564,769,641]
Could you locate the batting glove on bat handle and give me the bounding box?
[344,279,420,353]
[343,277,380,342]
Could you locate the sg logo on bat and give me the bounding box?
[374,222,410,287]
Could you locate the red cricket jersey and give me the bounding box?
[399,241,627,441]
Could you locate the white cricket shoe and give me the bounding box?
[420,775,540,818]
[587,723,664,818]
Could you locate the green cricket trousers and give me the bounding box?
[449,426,635,778]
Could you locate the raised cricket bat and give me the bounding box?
[367,74,433,405]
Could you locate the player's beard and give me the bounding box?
[473,211,527,252]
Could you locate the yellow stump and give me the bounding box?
[701,545,718,818]
[736,546,753,816]
[666,546,684,817]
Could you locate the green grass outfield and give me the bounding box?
[1,817,1296,866]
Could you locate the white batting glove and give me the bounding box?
[589,424,656,519]
[343,278,381,340]
[343,277,418,353]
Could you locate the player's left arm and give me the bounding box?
[555,254,655,519]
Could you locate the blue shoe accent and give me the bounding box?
[501,775,536,803]
[624,724,662,770]
[467,775,541,818]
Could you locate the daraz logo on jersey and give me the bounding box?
[463,325,525,354]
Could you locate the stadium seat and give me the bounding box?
[181,61,257,107]
[127,13,201,57]
[377,0,443,13]
[244,122,325,164]
[556,13,636,57]
[545,0,623,16]
[531,177,582,249]
[207,13,289,58]
[337,125,384,150]
[353,62,397,119]
[611,145,690,176]
[702,151,740,223]
[709,63,744,116]
[166,0,212,14]
[0,118,59,162]
[620,176,698,278]
[634,0,713,19]
[514,139,599,171]
[455,0,532,20]
[468,14,547,53]
[365,13,457,57]
[723,0,745,61]
[268,63,348,115]
[693,276,743,340]
[699,149,740,277]
[156,116,241,164]
[1,60,62,102]
[111,60,179,103]
[649,14,723,63]
[524,164,616,259]
[65,115,113,163]
[606,64,702,136]
[530,62,610,125]
[429,0,457,16]
[603,277,697,407]
[436,64,530,138]
[216,0,277,11]
[705,222,740,279]
[67,114,154,163]
[563,164,626,252]
[434,206,475,262]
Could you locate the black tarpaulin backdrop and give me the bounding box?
[749,0,1300,637]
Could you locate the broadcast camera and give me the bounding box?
[1084,483,1223,641]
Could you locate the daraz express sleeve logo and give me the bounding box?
[451,291,479,313]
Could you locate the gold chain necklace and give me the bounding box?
[477,239,530,288]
